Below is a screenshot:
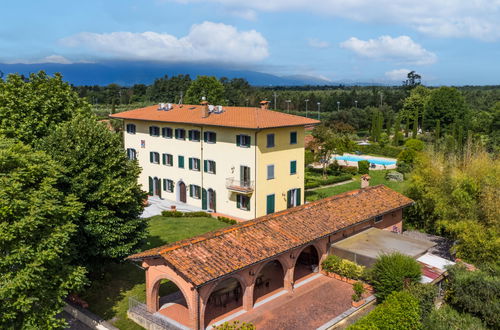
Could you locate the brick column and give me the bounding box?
[243,284,254,310]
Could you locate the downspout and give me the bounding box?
[254,130,258,219]
[196,287,201,330]
[200,126,204,204]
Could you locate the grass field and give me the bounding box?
[305,170,409,202]
[81,215,228,330]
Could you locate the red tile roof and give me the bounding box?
[109,104,320,129]
[128,185,413,286]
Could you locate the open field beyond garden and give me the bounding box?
[81,216,229,329]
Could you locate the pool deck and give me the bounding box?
[333,153,397,170]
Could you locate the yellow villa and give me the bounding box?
[110,101,319,220]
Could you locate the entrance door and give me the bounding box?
[287,188,301,208]
[179,182,187,203]
[202,188,207,210]
[208,189,216,211]
[153,177,161,197]
[266,194,275,214]
[240,166,251,187]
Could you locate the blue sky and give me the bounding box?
[1,0,500,85]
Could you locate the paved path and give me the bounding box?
[141,197,203,218]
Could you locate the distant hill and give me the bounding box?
[0,61,340,87]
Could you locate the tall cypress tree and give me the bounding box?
[412,109,419,137]
[405,117,410,137]
[393,116,401,146]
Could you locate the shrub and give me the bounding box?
[386,171,404,182]
[348,291,422,330]
[405,138,425,151]
[341,166,358,175]
[405,283,438,322]
[372,253,422,302]
[213,320,255,329]
[425,305,486,330]
[217,216,237,225]
[161,210,184,217]
[321,255,365,279]
[184,211,212,218]
[358,160,370,174]
[396,160,412,174]
[444,264,500,328]
[352,281,366,302]
[397,148,418,165]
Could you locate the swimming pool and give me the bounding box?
[334,155,397,166]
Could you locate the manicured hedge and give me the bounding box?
[358,160,370,175]
[305,174,353,189]
[161,210,212,218]
[321,255,365,280]
[348,291,422,330]
[217,216,237,225]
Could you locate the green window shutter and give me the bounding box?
[247,136,251,146]
[148,177,153,195]
[236,135,241,146]
[266,194,275,214]
[213,161,216,174]
[290,132,297,144]
[287,190,292,208]
[162,154,166,165]
[213,190,216,210]
[188,130,192,141]
[149,152,153,163]
[246,197,250,211]
[189,158,193,170]
[237,195,241,208]
[189,185,193,197]
[163,179,167,190]
[178,156,184,168]
[297,188,301,206]
[204,132,208,142]
[290,160,297,174]
[204,160,208,172]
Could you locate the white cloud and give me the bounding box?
[60,21,268,63]
[340,35,437,65]
[6,55,74,64]
[308,38,330,49]
[385,68,411,81]
[174,0,500,41]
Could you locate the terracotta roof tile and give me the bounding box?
[109,104,320,129]
[128,185,413,286]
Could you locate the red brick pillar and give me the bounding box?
[243,284,254,310]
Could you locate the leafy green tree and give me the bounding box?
[393,115,402,146]
[0,138,87,328]
[372,253,422,302]
[445,264,499,328]
[424,87,468,131]
[435,120,441,140]
[40,115,147,272]
[349,291,422,330]
[311,125,352,178]
[425,305,486,330]
[405,283,438,323]
[403,70,422,89]
[184,75,225,105]
[404,139,425,151]
[401,86,430,134]
[0,72,91,145]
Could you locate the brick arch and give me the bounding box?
[252,258,286,283]
[291,242,322,283]
[149,273,194,314]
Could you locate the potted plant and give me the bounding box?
[351,281,366,307]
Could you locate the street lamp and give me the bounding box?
[337,101,340,111]
[317,102,321,120]
[354,100,358,108]
[285,100,291,113]
[305,99,309,117]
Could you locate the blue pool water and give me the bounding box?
[334,155,396,166]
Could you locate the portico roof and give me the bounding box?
[127,185,413,286]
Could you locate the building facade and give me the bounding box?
[111,102,319,220]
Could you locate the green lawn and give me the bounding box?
[305,170,409,202]
[81,215,228,330]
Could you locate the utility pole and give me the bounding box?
[379,92,383,107]
[273,92,277,110]
[305,99,309,118]
[337,101,340,111]
[285,100,291,113]
[179,91,183,104]
[354,100,358,108]
[317,102,321,120]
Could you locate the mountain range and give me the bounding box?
[0,61,346,87]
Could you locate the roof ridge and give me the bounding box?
[128,185,387,259]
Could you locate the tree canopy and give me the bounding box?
[40,115,147,271]
[184,75,226,105]
[0,71,90,145]
[424,87,468,132]
[0,138,86,328]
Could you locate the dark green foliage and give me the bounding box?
[40,115,147,272]
[372,253,422,302]
[184,75,225,105]
[0,72,91,145]
[161,210,184,217]
[358,160,369,174]
[304,173,353,189]
[348,291,422,330]
[405,283,438,322]
[184,211,212,218]
[445,264,500,328]
[217,216,238,225]
[356,144,403,158]
[425,305,486,330]
[396,161,412,174]
[424,87,468,131]
[321,255,365,279]
[0,139,87,329]
[404,138,425,151]
[352,281,366,302]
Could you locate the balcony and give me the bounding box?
[226,178,254,194]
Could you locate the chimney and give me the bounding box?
[361,174,371,189]
[260,100,269,110]
[200,100,209,118]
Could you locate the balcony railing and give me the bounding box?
[226,178,254,194]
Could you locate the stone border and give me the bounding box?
[316,295,376,330]
[63,303,118,330]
